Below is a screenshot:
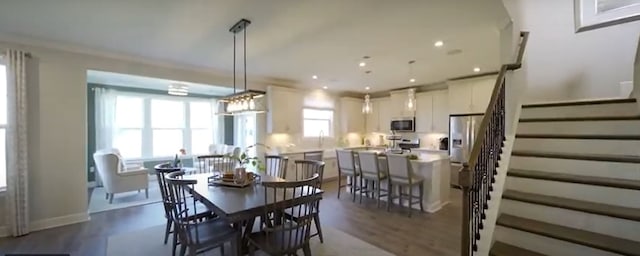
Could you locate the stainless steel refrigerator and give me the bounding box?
[449,114,484,164]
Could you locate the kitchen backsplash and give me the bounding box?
[265,132,364,153]
[363,132,447,150]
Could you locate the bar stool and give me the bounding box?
[357,151,389,208]
[386,154,425,217]
[336,149,361,202]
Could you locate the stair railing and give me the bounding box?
[460,31,529,256]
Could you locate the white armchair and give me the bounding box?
[93,149,149,204]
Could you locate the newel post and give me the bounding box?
[459,163,473,256]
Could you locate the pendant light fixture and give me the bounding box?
[405,60,417,112]
[362,70,372,114]
[217,19,266,115]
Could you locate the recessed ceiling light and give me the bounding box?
[473,67,481,73]
[365,86,370,90]
[322,86,328,89]
[359,62,366,67]
[312,75,318,79]
[434,41,444,47]
[409,78,416,83]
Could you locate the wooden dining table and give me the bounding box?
[183,172,324,254]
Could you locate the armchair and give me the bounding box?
[93,149,149,204]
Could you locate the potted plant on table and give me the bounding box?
[227,143,270,183]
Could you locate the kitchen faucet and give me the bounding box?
[318,130,324,148]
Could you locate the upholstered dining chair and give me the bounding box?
[247,174,322,256]
[154,163,216,255]
[165,171,240,256]
[385,154,425,217]
[93,149,149,204]
[357,151,389,207]
[264,155,288,179]
[336,149,361,202]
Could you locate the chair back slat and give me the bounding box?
[196,154,235,174]
[265,155,289,179]
[261,174,321,254]
[293,160,325,188]
[154,163,181,218]
[386,154,413,181]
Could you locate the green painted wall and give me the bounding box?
[86,83,228,182]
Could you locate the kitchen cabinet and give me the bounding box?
[377,97,392,133]
[390,91,415,118]
[267,86,302,133]
[415,89,449,133]
[447,75,497,114]
[365,100,380,133]
[323,157,338,180]
[339,97,365,133]
[283,153,304,181]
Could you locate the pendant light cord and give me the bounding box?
[233,33,236,94]
[244,26,247,91]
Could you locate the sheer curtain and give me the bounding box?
[94,87,116,151]
[5,49,29,236]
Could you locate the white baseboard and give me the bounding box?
[30,212,91,232]
[426,200,449,213]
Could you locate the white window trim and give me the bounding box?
[111,90,219,161]
[0,61,6,191]
[302,108,334,138]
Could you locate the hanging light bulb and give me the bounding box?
[408,60,416,84]
[242,99,249,110]
[249,97,256,110]
[405,88,416,112]
[362,94,372,114]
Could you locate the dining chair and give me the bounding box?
[264,155,289,179]
[385,154,425,217]
[196,154,235,174]
[247,174,322,256]
[165,170,240,256]
[291,160,325,243]
[357,151,389,207]
[336,149,361,202]
[154,163,216,255]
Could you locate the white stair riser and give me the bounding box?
[510,156,640,180]
[514,138,640,156]
[494,226,621,256]
[505,177,640,208]
[521,103,638,119]
[501,199,640,242]
[518,120,640,135]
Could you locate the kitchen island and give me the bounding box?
[347,151,451,213]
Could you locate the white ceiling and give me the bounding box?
[87,70,236,96]
[0,0,509,93]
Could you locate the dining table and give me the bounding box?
[183,172,324,254]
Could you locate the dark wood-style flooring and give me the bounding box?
[0,180,462,256]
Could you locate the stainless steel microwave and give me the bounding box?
[390,117,415,132]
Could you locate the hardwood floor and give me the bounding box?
[0,180,462,256]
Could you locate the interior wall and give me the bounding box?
[0,39,258,230]
[503,0,640,102]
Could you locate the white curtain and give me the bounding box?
[94,87,116,151]
[5,49,29,236]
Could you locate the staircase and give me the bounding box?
[489,98,640,256]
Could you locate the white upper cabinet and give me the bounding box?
[339,97,365,133]
[415,89,448,133]
[365,100,380,133]
[267,86,302,134]
[432,89,449,133]
[389,91,415,118]
[377,97,392,133]
[415,92,433,132]
[447,75,497,115]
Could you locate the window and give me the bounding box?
[303,108,333,137]
[0,64,6,189]
[109,92,217,159]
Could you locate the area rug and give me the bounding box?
[106,224,394,256]
[89,181,163,213]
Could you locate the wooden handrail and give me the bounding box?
[466,31,529,172]
[460,31,529,256]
